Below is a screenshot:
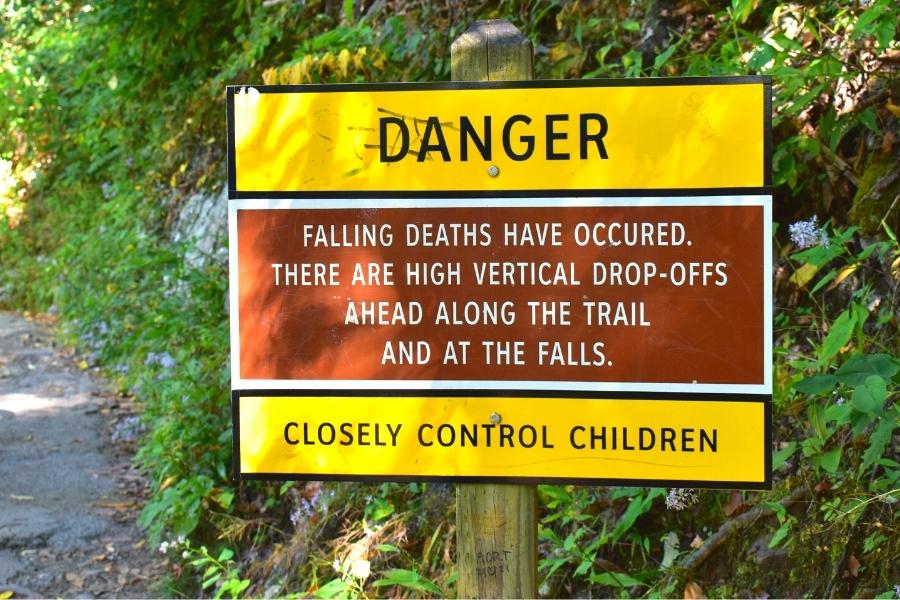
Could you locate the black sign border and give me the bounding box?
[231,389,773,490]
[226,76,773,199]
[226,75,774,489]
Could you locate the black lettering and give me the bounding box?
[386,423,402,446]
[590,426,607,450]
[318,423,335,445]
[482,424,494,446]
[417,116,451,162]
[499,424,514,447]
[570,426,585,449]
[546,114,569,160]
[460,116,491,161]
[437,424,455,447]
[622,427,635,450]
[461,423,477,447]
[357,422,370,445]
[700,428,717,452]
[682,428,695,452]
[542,426,555,448]
[380,117,409,162]
[519,425,537,448]
[502,115,535,161]
[418,424,433,446]
[580,113,609,159]
[302,423,314,446]
[340,422,354,446]
[639,427,655,450]
[661,427,676,451]
[284,422,299,445]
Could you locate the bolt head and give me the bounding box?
[489,412,501,424]
[487,165,500,177]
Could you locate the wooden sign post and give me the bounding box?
[226,18,772,600]
[451,20,537,599]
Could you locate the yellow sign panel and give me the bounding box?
[229,79,769,194]
[236,395,767,487]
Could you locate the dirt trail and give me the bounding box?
[0,311,162,598]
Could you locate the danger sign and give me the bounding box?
[227,77,773,488]
[228,78,768,194]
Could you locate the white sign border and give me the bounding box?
[228,195,773,395]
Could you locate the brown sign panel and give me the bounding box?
[229,197,770,394]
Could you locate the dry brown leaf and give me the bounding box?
[724,491,749,516]
[814,480,832,492]
[684,581,707,599]
[690,534,705,549]
[848,554,860,577]
[65,572,84,590]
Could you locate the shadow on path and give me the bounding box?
[0,312,163,597]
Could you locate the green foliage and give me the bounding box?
[1,0,898,597]
[162,538,250,599]
[538,486,664,595]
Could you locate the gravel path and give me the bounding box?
[0,312,162,598]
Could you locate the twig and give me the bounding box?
[880,195,899,230]
[677,486,809,573]
[824,534,852,599]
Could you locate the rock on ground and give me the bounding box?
[0,312,163,598]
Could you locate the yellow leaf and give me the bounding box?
[372,50,385,71]
[278,65,291,85]
[892,253,900,274]
[299,55,313,82]
[289,62,303,84]
[261,67,277,85]
[789,262,819,288]
[320,52,336,76]
[548,42,573,62]
[160,475,177,491]
[887,101,900,118]
[1,591,14,600]
[77,360,89,370]
[353,47,367,70]
[337,48,351,78]
[826,263,858,291]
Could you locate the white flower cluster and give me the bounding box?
[158,535,187,555]
[665,488,699,511]
[789,216,829,249]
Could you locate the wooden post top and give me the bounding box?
[451,19,533,82]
